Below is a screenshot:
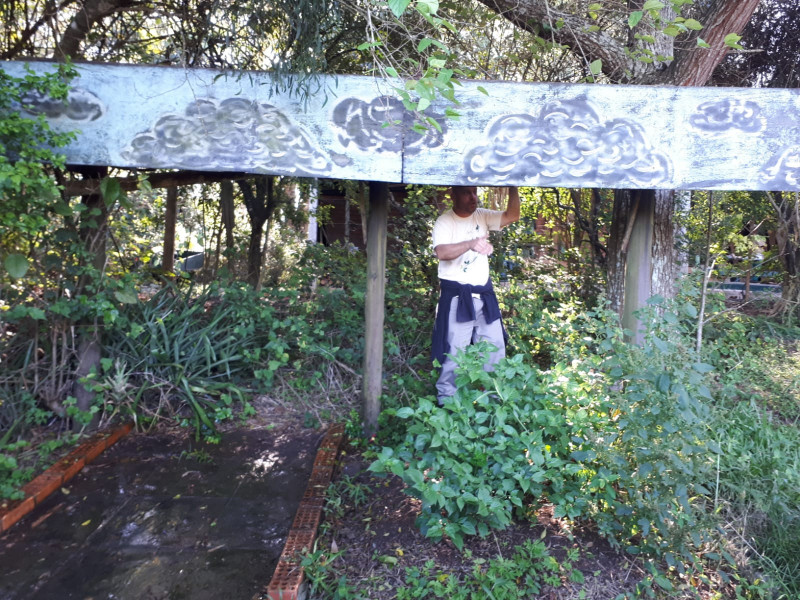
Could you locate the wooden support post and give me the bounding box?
[362,181,388,437]
[163,187,178,272]
[622,191,654,345]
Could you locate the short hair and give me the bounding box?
[451,185,477,194]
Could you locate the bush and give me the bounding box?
[371,295,718,560]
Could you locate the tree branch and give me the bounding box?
[474,0,638,81]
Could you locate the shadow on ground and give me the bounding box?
[1,413,323,600]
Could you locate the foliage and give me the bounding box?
[94,283,278,439]
[302,544,365,600]
[1,62,74,282]
[370,294,717,561]
[397,540,582,599]
[0,450,31,500]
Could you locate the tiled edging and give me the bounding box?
[0,422,134,534]
[260,423,345,600]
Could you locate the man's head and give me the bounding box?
[450,186,479,217]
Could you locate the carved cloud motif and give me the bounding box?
[20,88,104,121]
[121,98,332,176]
[690,99,766,135]
[332,96,446,155]
[761,147,800,190]
[464,99,670,186]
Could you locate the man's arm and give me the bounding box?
[500,187,520,228]
[434,235,493,260]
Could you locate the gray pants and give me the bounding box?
[435,295,505,401]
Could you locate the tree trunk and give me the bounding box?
[54,0,144,60]
[651,189,677,301]
[770,192,800,323]
[238,177,270,287]
[162,186,177,273]
[220,180,235,255]
[606,190,634,314]
[664,0,762,87]
[71,166,108,428]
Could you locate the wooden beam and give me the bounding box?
[362,181,388,437]
[6,60,800,192]
[62,170,250,197]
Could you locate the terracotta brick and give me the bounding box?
[283,529,316,556]
[49,456,86,483]
[291,505,321,532]
[103,422,133,447]
[0,497,36,533]
[265,560,306,600]
[23,471,64,505]
[82,437,107,463]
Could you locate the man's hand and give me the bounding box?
[470,234,493,256]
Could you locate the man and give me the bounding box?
[431,185,520,403]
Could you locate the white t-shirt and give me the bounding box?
[432,208,504,285]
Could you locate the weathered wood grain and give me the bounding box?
[4,60,800,191]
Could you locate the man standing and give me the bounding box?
[431,185,520,403]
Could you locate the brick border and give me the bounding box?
[0,422,134,534]
[260,423,345,600]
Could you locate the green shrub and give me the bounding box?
[371,296,718,561]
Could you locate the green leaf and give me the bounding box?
[476,85,489,96]
[628,11,643,28]
[684,18,703,30]
[638,518,651,537]
[589,59,602,75]
[396,407,415,419]
[426,116,442,132]
[417,38,433,52]
[724,33,743,49]
[657,373,671,393]
[4,253,29,279]
[642,0,664,10]
[357,41,381,51]
[696,37,711,48]
[387,0,412,17]
[385,67,399,78]
[53,201,74,217]
[114,289,139,304]
[654,575,674,591]
[406,468,424,485]
[99,177,121,206]
[416,0,439,15]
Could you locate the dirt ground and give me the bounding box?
[0,403,322,600]
[3,401,648,600]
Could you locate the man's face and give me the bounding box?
[451,186,479,217]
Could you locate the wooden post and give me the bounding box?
[163,187,178,272]
[622,191,654,345]
[363,181,388,437]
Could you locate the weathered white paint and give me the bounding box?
[4,60,800,192]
